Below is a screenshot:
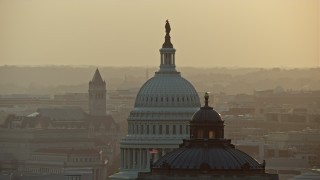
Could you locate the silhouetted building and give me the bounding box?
[138,93,278,179]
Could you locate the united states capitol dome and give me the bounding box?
[134,74,200,107]
[128,20,200,122]
[133,20,200,109]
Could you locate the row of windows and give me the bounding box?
[23,167,62,174]
[129,112,191,119]
[72,157,99,162]
[128,124,189,135]
[32,156,98,162]
[90,93,105,99]
[139,96,195,103]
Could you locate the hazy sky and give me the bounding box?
[0,0,319,67]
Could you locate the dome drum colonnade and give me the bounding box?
[110,21,200,179]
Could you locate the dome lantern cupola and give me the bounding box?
[158,20,177,74]
[190,93,224,139]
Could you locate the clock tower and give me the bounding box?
[89,68,106,116]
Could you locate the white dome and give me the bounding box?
[113,22,201,180]
[134,73,200,108]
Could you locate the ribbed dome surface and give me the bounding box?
[192,106,222,122]
[134,74,200,107]
[153,140,264,170]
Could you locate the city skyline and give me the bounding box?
[1,1,320,179]
[0,0,319,68]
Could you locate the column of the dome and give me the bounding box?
[138,148,142,169]
[141,149,144,169]
[120,148,123,169]
[136,149,140,169]
[126,149,129,169]
[123,148,127,169]
[144,149,147,169]
[130,149,133,169]
[147,149,151,170]
[133,149,136,169]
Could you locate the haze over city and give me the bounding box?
[0,0,319,67]
[1,1,320,180]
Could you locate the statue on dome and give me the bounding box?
[165,20,171,35]
[162,20,173,48]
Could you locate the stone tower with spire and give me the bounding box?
[89,68,106,116]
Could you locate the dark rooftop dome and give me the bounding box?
[153,139,265,173]
[190,93,224,139]
[150,93,266,175]
[191,92,222,122]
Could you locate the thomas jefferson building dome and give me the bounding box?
[137,94,278,180]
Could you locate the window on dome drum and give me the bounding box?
[161,97,163,102]
[177,97,179,102]
[197,130,204,138]
[147,125,149,134]
[153,125,156,134]
[156,97,158,102]
[179,125,182,134]
[166,125,169,134]
[173,125,176,135]
[172,97,174,102]
[209,131,215,139]
[159,125,162,135]
[140,125,143,134]
[186,125,189,134]
[182,97,184,102]
[166,97,168,102]
[136,125,139,134]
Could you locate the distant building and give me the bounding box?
[0,69,120,180]
[2,69,119,138]
[110,21,201,179]
[19,148,107,179]
[138,94,278,180]
[3,107,118,138]
[264,128,320,166]
[89,69,107,116]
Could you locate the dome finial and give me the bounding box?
[165,20,171,36]
[204,92,209,106]
[162,20,173,48]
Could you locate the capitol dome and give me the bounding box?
[112,21,202,180]
[134,74,200,108]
